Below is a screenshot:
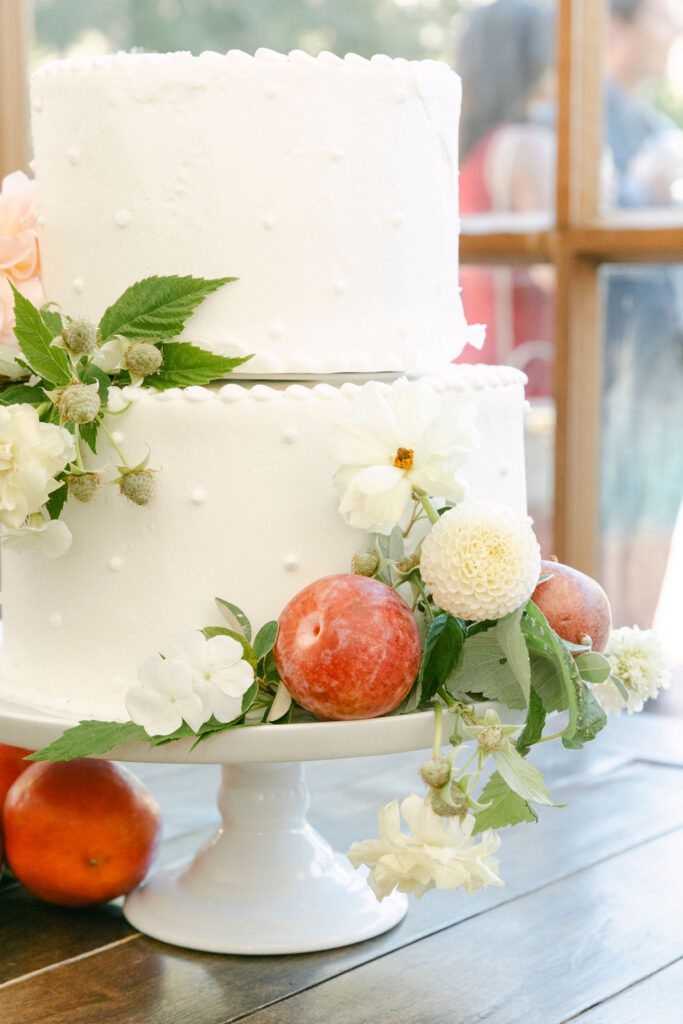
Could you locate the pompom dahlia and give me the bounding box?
[593,625,671,715]
[420,499,541,621]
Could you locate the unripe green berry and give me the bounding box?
[396,553,420,573]
[351,550,380,576]
[59,382,101,424]
[119,468,155,506]
[66,472,100,504]
[478,725,505,752]
[61,318,97,355]
[419,756,451,789]
[125,342,163,379]
[429,783,468,818]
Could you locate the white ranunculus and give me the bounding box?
[0,404,74,528]
[2,517,72,558]
[348,794,503,902]
[594,626,672,715]
[330,378,479,534]
[126,655,207,736]
[172,629,255,724]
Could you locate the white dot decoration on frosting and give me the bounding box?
[281,426,299,444]
[108,556,123,572]
[112,430,124,445]
[48,613,63,629]
[66,148,80,164]
[283,554,299,572]
[33,96,44,113]
[262,213,277,230]
[333,280,348,296]
[264,82,279,99]
[391,212,404,228]
[268,322,285,340]
[397,325,410,339]
[392,88,409,103]
[191,489,207,505]
[499,463,510,477]
[114,208,134,227]
[36,214,46,227]
[72,277,84,293]
[329,147,344,162]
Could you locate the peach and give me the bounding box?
[274,574,422,721]
[531,559,612,652]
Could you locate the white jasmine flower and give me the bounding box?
[348,793,503,902]
[171,630,255,724]
[331,378,478,534]
[594,626,671,715]
[0,404,74,528]
[2,516,72,558]
[126,655,206,736]
[420,498,541,620]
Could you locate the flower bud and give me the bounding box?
[119,468,155,506]
[124,342,163,379]
[59,382,101,424]
[419,756,451,789]
[351,550,380,576]
[429,782,468,818]
[66,472,100,504]
[396,553,420,574]
[61,318,98,355]
[478,725,505,752]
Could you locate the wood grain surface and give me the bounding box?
[0,715,680,1024]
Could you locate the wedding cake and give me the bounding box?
[0,49,528,721]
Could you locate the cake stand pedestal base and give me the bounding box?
[123,761,407,954]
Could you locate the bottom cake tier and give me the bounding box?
[0,364,527,720]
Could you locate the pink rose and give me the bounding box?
[0,171,43,346]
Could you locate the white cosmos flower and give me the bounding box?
[2,516,72,558]
[330,378,479,534]
[125,656,206,736]
[594,626,671,715]
[348,793,503,901]
[171,630,255,724]
[0,404,74,528]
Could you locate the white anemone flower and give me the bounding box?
[2,516,72,558]
[330,378,479,534]
[171,630,255,724]
[126,655,206,736]
[348,793,503,901]
[594,626,671,715]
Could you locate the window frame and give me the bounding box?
[1,0,681,576]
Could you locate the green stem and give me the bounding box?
[100,420,129,467]
[413,572,435,622]
[73,428,84,470]
[437,685,457,708]
[433,701,443,758]
[413,489,440,525]
[536,729,566,745]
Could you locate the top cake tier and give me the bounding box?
[30,49,478,377]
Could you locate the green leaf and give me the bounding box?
[516,686,547,756]
[78,361,110,404]
[40,305,64,336]
[202,626,257,670]
[473,770,538,834]
[253,620,279,660]
[0,383,47,406]
[496,607,531,705]
[562,681,608,750]
[529,650,567,713]
[98,274,236,342]
[522,602,579,733]
[493,742,555,806]
[450,632,527,709]
[419,613,464,703]
[266,681,293,722]
[45,481,68,520]
[147,341,251,390]
[29,720,147,762]
[610,673,629,700]
[9,282,71,386]
[575,650,612,685]
[78,420,99,455]
[215,597,252,643]
[241,680,259,714]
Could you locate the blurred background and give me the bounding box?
[2,0,682,707]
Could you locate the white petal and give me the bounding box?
[201,681,244,724]
[352,381,403,448]
[206,633,245,671]
[329,420,392,467]
[125,686,184,736]
[92,337,128,373]
[211,659,255,698]
[173,629,209,674]
[388,379,439,442]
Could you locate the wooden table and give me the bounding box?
[1,713,681,1024]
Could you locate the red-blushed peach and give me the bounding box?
[531,559,612,652]
[273,574,422,721]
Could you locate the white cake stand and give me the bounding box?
[0,694,497,955]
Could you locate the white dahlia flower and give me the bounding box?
[0,404,74,529]
[330,378,479,534]
[420,499,541,621]
[593,626,671,715]
[348,794,503,901]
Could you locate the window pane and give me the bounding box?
[602,0,683,211]
[456,0,557,225]
[599,263,683,710]
[461,262,556,556]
